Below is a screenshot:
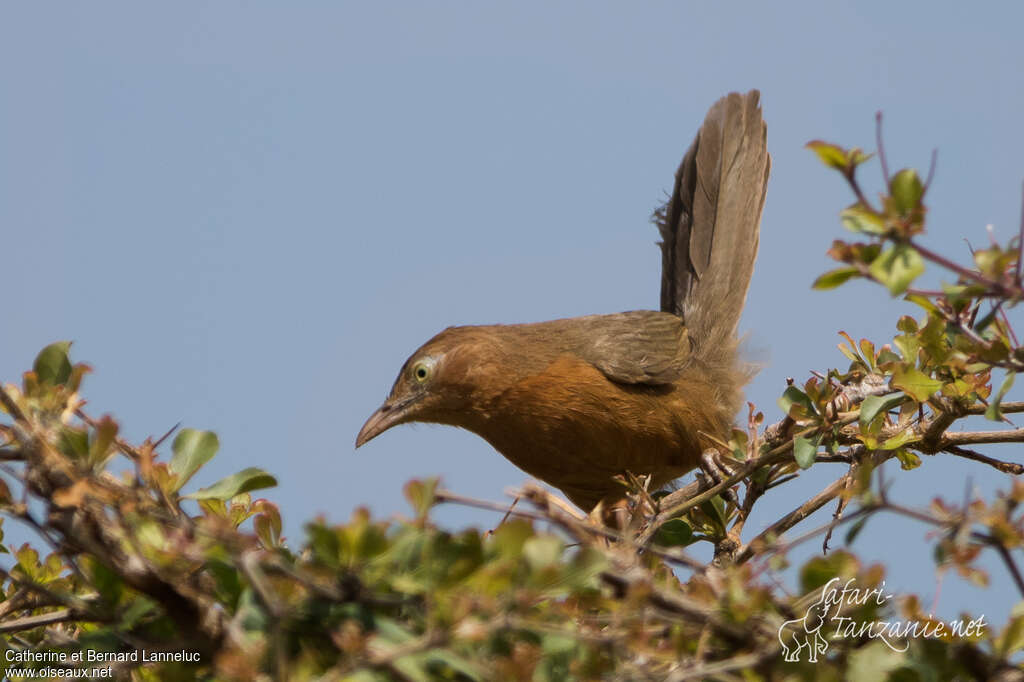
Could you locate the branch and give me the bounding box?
[1016,179,1024,287]
[0,384,28,423]
[995,543,1024,599]
[875,111,890,184]
[0,607,104,634]
[962,401,1024,416]
[883,501,1024,598]
[597,569,755,646]
[437,487,707,571]
[638,440,798,546]
[919,399,962,452]
[736,447,881,563]
[941,428,1024,446]
[944,445,1024,475]
[666,648,781,682]
[909,237,1019,297]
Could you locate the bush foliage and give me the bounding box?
[1,129,1023,680]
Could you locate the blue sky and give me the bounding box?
[2,3,1023,627]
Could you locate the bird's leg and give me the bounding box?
[589,497,631,531]
[597,473,658,532]
[696,448,741,507]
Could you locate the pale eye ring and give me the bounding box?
[411,358,435,383]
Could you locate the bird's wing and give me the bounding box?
[572,311,690,386]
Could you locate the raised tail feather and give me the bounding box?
[656,90,770,364]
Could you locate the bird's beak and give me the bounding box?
[355,399,410,448]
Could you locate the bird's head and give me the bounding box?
[355,327,504,448]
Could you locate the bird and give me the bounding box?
[356,90,770,512]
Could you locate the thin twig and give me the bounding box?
[0,385,28,423]
[995,543,1024,598]
[999,307,1020,348]
[436,489,571,525]
[823,486,853,555]
[437,487,706,571]
[1016,179,1024,287]
[638,437,805,546]
[923,149,938,192]
[737,450,876,564]
[875,111,890,184]
[944,445,1024,475]
[883,501,1024,598]
[520,485,709,570]
[910,238,1017,296]
[962,401,1024,416]
[845,169,872,210]
[0,608,84,634]
[667,648,780,682]
[747,505,877,566]
[152,421,181,449]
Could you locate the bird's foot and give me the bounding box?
[696,448,741,507]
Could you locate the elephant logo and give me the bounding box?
[778,589,832,662]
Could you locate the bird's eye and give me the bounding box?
[411,358,434,384]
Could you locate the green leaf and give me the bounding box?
[654,518,695,547]
[859,392,905,429]
[15,544,41,579]
[876,349,901,366]
[905,294,939,314]
[844,516,868,545]
[869,245,925,295]
[879,429,919,451]
[848,641,908,681]
[849,148,874,166]
[119,597,159,631]
[793,435,818,469]
[169,429,220,492]
[889,168,924,214]
[253,501,282,548]
[421,649,483,681]
[890,365,943,402]
[813,266,860,290]
[33,341,73,386]
[973,245,1013,279]
[699,496,729,536]
[986,371,1016,421]
[894,448,922,470]
[806,140,849,170]
[489,519,534,557]
[996,607,1024,657]
[58,427,90,459]
[85,557,125,606]
[184,467,277,501]
[840,206,887,235]
[896,315,919,333]
[88,415,119,469]
[403,478,439,519]
[859,338,876,366]
[837,342,861,364]
[893,334,921,363]
[799,551,860,592]
[778,386,817,419]
[523,536,564,571]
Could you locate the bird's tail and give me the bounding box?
[655,90,770,393]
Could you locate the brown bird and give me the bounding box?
[356,90,770,512]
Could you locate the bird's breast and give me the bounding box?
[464,354,724,509]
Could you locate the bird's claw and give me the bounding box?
[696,448,741,507]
